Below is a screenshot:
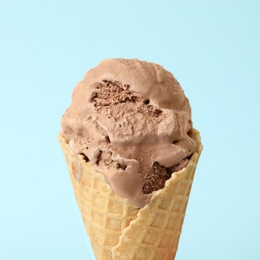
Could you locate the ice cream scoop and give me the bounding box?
[61,58,197,208]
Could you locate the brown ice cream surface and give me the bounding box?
[61,58,197,208]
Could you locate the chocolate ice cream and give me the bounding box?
[61,58,197,207]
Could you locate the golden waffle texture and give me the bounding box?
[58,130,202,260]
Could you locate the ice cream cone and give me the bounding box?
[58,129,202,260]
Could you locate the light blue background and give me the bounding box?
[1,1,259,259]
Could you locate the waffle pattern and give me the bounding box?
[112,146,201,260]
[58,130,202,260]
[59,135,138,259]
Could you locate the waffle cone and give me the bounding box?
[58,130,202,260]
